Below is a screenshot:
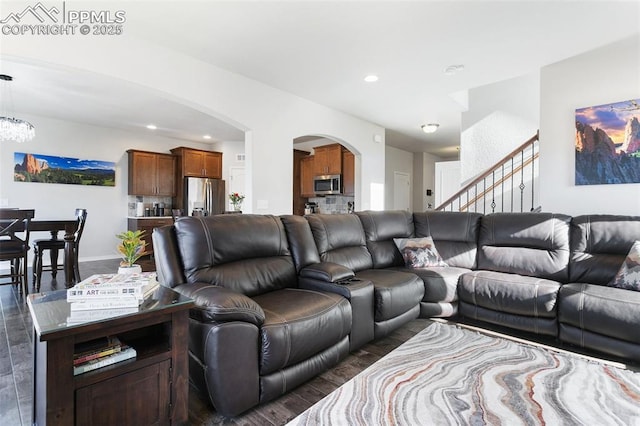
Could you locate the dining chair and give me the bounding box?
[0,209,35,296]
[32,208,87,291]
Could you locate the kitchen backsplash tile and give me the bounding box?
[308,195,355,214]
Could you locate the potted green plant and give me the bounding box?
[116,230,147,274]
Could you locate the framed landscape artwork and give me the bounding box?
[13,152,116,186]
[575,98,640,185]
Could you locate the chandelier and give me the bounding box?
[0,74,35,143]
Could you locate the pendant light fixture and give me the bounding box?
[0,74,35,143]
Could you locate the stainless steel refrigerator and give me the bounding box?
[184,177,226,216]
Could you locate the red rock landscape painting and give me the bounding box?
[14,152,115,186]
[575,99,640,185]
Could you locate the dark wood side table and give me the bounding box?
[28,286,193,425]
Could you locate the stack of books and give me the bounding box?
[66,272,159,324]
[73,336,136,375]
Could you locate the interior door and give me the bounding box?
[435,161,461,207]
[393,171,411,212]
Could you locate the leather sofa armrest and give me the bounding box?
[298,270,375,351]
[300,262,355,283]
[173,282,265,326]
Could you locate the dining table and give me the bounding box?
[2,216,79,288]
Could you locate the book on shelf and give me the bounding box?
[66,272,158,303]
[75,335,121,355]
[74,336,123,366]
[73,345,137,376]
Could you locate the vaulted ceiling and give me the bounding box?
[2,1,639,157]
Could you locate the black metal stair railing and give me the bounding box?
[436,132,539,213]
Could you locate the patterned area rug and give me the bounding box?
[288,321,640,425]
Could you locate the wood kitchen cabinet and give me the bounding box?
[342,149,355,196]
[313,144,342,176]
[300,155,315,198]
[127,150,176,196]
[128,218,173,258]
[171,147,222,179]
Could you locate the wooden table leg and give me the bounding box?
[64,233,76,288]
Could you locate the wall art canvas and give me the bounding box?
[13,152,116,186]
[575,98,640,185]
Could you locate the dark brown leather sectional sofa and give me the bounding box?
[152,210,640,416]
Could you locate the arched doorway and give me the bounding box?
[292,135,358,215]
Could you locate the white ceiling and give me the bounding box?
[2,1,639,156]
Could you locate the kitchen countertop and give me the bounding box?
[127,216,173,219]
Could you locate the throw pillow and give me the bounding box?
[609,240,640,291]
[393,236,448,268]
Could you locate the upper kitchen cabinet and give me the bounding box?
[342,149,355,196]
[300,155,315,198]
[171,147,222,179]
[127,150,176,196]
[313,144,342,176]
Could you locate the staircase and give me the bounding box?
[436,133,539,213]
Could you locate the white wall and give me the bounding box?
[539,34,640,215]
[3,25,385,217]
[0,114,211,261]
[211,140,246,204]
[413,152,440,212]
[460,72,539,182]
[385,145,413,210]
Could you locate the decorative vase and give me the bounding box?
[233,202,242,212]
[118,264,142,275]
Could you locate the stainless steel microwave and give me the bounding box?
[313,174,342,195]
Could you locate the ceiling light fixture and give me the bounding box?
[421,123,440,134]
[146,124,157,130]
[444,64,465,76]
[203,135,212,140]
[364,75,379,82]
[0,74,35,143]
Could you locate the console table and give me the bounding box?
[28,286,193,425]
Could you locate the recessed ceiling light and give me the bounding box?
[146,124,157,130]
[203,134,212,140]
[364,75,379,82]
[444,64,465,76]
[421,123,440,134]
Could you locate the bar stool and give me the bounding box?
[32,208,87,291]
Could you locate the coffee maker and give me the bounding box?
[304,202,318,215]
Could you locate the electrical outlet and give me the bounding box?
[0,198,8,207]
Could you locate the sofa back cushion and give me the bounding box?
[413,211,482,269]
[569,215,640,284]
[477,212,571,281]
[280,215,321,272]
[173,214,297,296]
[306,214,374,272]
[355,210,413,269]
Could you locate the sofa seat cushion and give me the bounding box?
[355,269,424,322]
[559,283,640,346]
[459,270,561,318]
[253,288,351,376]
[395,266,470,303]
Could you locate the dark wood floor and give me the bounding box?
[0,259,431,426]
